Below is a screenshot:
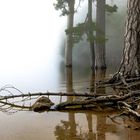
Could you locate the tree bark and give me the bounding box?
[119,0,140,77]
[95,0,106,69]
[65,0,75,67]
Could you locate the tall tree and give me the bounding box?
[54,0,75,67]
[88,0,95,69]
[95,0,106,69]
[65,0,75,67]
[117,0,140,77]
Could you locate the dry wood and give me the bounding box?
[0,92,114,100]
[55,91,140,110]
[1,85,140,122]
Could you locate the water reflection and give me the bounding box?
[55,68,77,140]
[0,69,140,140]
[55,68,119,140]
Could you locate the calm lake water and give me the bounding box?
[1,0,140,140]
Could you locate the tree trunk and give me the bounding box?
[95,0,106,69]
[66,67,73,94]
[119,0,140,77]
[65,0,75,67]
[88,0,95,69]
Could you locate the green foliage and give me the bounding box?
[65,23,85,43]
[53,0,69,16]
[65,22,107,44]
[54,1,115,43]
[105,4,118,13]
[54,1,118,16]
[65,22,97,43]
[54,0,84,16]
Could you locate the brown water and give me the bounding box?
[0,68,140,140]
[0,105,140,140]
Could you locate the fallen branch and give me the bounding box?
[1,85,140,121]
[55,91,140,110]
[0,92,114,100]
[0,90,140,111]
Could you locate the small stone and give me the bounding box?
[32,96,54,112]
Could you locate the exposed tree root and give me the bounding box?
[95,73,140,123]
[97,72,140,90]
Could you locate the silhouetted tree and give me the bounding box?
[54,0,75,67]
[54,0,118,69]
[65,0,75,67]
[88,0,95,69]
[95,0,106,69]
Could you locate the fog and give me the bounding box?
[0,0,66,92]
[0,0,127,92]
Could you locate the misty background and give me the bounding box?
[0,0,127,92]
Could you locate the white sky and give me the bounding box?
[0,0,126,91]
[0,0,63,69]
[0,0,65,91]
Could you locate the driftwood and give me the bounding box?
[1,84,140,122]
[0,92,108,101]
[0,89,140,102]
[0,90,140,108]
[55,91,140,110]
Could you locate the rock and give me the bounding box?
[32,96,54,112]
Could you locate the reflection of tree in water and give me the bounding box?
[55,116,96,140]
[1,72,140,139]
[54,67,95,140]
[54,118,78,140]
[54,112,117,140]
[55,67,81,140]
[55,68,114,140]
